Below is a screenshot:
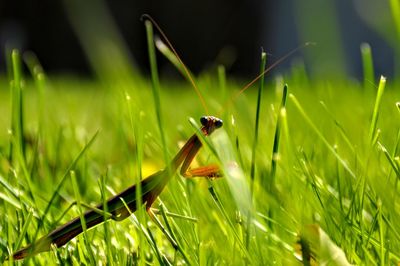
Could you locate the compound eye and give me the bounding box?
[215,119,223,128]
[200,116,209,126]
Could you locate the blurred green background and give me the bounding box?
[0,0,398,81]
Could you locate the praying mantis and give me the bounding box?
[10,14,308,261]
[12,116,223,260]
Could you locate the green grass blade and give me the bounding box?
[23,51,46,137]
[13,208,33,251]
[360,43,375,88]
[0,174,24,207]
[289,93,356,178]
[123,201,165,265]
[155,37,194,81]
[11,49,25,160]
[154,36,207,111]
[70,170,95,264]
[8,50,38,211]
[377,142,400,179]
[270,84,288,183]
[247,51,266,250]
[389,0,400,42]
[378,200,385,266]
[207,183,253,263]
[32,131,99,243]
[99,173,113,265]
[125,92,146,266]
[144,20,170,169]
[319,101,357,156]
[250,51,267,189]
[369,76,386,145]
[154,205,191,264]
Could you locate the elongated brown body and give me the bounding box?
[12,116,222,260]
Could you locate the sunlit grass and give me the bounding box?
[1,41,400,265]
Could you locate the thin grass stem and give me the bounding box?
[360,43,375,88]
[369,76,386,145]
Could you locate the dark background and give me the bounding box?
[0,0,396,79]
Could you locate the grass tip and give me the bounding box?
[188,116,197,126]
[360,42,371,51]
[139,13,151,22]
[154,36,166,50]
[37,72,45,81]
[261,51,267,58]
[11,49,20,58]
[34,66,43,76]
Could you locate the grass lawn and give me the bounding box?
[1,28,400,265]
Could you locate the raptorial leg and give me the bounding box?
[181,163,222,178]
